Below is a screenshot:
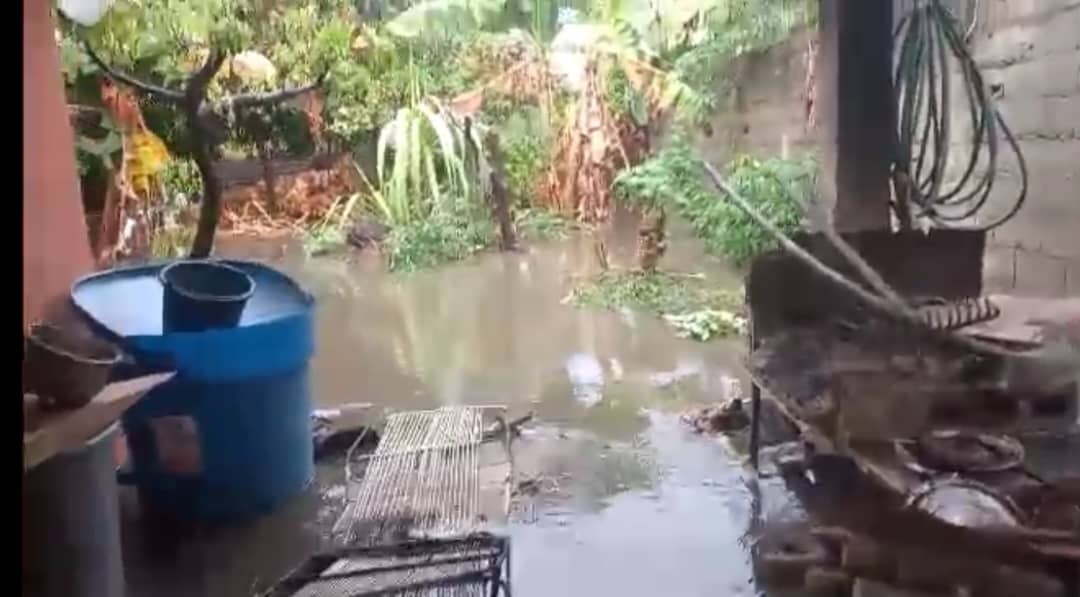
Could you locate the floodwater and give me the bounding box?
[123,215,803,597]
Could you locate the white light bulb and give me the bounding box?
[58,0,115,26]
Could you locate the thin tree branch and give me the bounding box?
[186,46,227,102]
[816,218,911,313]
[82,41,185,102]
[224,72,327,110]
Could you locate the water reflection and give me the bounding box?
[566,353,605,407]
[269,230,746,441]
[197,228,806,597]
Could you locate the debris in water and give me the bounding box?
[311,403,377,461]
[482,411,535,443]
[515,478,543,497]
[345,217,389,249]
[680,399,751,435]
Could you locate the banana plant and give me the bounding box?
[384,0,508,40]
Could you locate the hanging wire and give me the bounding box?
[891,0,1028,231]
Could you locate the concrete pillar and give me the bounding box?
[23,0,95,329]
[815,0,894,232]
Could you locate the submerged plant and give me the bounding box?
[568,269,743,341]
[384,203,496,272]
[664,309,746,341]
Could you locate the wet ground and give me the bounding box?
[123,216,803,597]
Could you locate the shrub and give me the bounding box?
[616,142,817,266]
[384,204,495,272]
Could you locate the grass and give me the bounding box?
[568,269,745,341]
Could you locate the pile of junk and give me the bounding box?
[699,106,1079,597]
[739,228,1079,597]
[23,258,517,597]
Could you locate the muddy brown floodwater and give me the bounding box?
[122,215,804,597]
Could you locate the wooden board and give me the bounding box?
[23,372,174,472]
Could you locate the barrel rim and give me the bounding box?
[26,322,123,367]
[158,259,256,303]
[70,259,314,343]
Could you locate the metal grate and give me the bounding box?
[335,407,487,546]
[262,533,510,597]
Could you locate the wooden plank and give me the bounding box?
[23,372,174,472]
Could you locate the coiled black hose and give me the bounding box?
[891,0,1028,231]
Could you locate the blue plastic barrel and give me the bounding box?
[71,260,315,523]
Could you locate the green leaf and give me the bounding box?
[408,111,424,210]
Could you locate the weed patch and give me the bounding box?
[568,269,744,341]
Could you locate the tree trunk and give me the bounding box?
[482,130,518,251]
[185,49,228,259]
[258,141,279,213]
[490,171,517,251]
[188,137,222,258]
[636,207,667,272]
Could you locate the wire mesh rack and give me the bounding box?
[334,406,508,546]
[260,532,511,597]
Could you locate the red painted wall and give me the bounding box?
[23,0,94,330]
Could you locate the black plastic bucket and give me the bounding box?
[159,260,256,333]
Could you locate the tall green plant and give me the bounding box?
[375,97,481,226]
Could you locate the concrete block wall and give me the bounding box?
[984,243,1080,297]
[962,0,1080,296]
[695,28,816,167]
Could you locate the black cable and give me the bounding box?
[891,0,1028,231]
